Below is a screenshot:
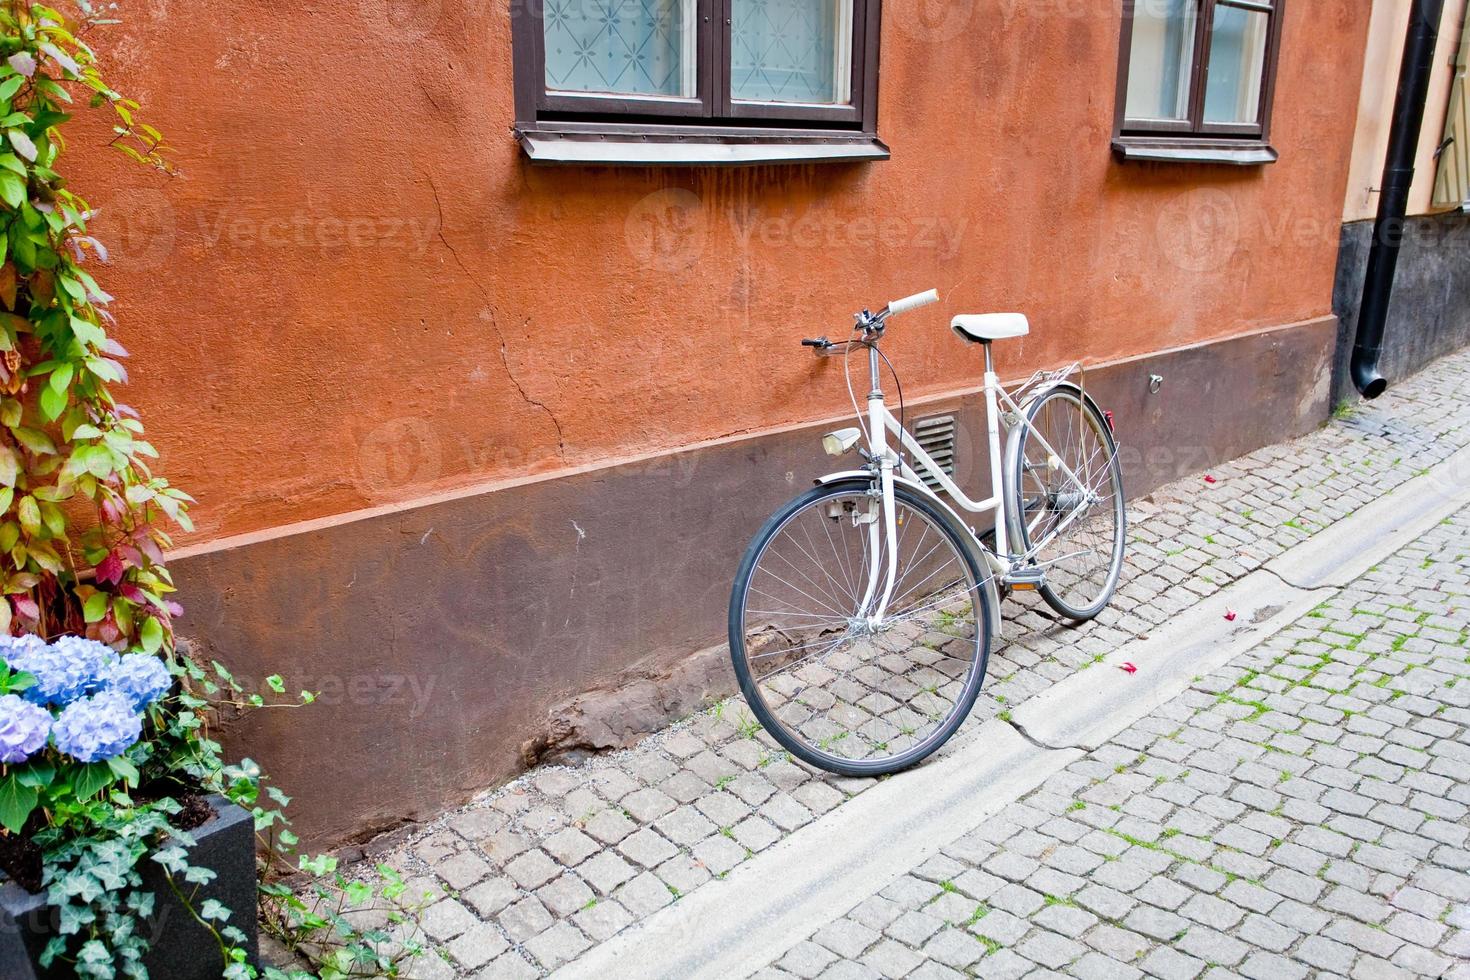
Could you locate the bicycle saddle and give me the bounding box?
[952,313,1030,343]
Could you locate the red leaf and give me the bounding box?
[1224,609,1237,622]
[1204,475,1217,484]
[116,544,143,568]
[12,595,38,620]
[1118,662,1138,674]
[164,600,184,618]
[96,552,124,585]
[118,583,144,603]
[132,530,164,565]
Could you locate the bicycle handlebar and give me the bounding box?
[885,288,939,317]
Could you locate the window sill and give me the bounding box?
[1112,137,1279,166]
[516,125,890,166]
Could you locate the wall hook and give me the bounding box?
[1148,374,1163,394]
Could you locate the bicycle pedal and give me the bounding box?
[1003,567,1047,591]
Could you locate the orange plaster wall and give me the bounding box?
[64,0,1371,547]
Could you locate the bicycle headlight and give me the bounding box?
[822,428,862,456]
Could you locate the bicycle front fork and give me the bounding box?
[855,459,899,630]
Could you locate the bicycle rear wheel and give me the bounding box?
[729,479,992,776]
[1006,384,1126,621]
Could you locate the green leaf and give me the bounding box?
[71,761,115,799]
[12,428,55,454]
[72,318,104,349]
[0,77,21,103]
[105,755,139,785]
[266,674,285,693]
[0,154,24,176]
[38,383,64,421]
[14,761,53,788]
[16,494,38,535]
[139,614,164,654]
[38,502,63,537]
[0,171,23,209]
[47,362,73,392]
[0,773,38,832]
[83,591,107,622]
[199,899,230,922]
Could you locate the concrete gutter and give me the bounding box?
[554,438,1470,980]
[557,719,1080,980]
[1265,442,1470,589]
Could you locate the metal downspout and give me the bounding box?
[1351,0,1446,398]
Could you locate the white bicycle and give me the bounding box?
[728,289,1126,775]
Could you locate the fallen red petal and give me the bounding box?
[1204,475,1217,484]
[1118,662,1138,674]
[1224,609,1237,621]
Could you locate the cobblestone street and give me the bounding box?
[758,507,1470,980]
[337,349,1470,979]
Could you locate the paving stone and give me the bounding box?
[496,896,553,943]
[536,872,595,916]
[615,870,676,917]
[1016,930,1085,969]
[446,923,510,970]
[572,898,634,942]
[419,898,479,941]
[523,920,591,970]
[860,938,923,979]
[462,876,519,917]
[813,917,883,959]
[542,826,601,867]
[655,852,712,894]
[1137,945,1207,980]
[692,833,748,874]
[778,941,839,978]
[885,909,945,946]
[503,848,560,890]
[1294,935,1358,974]
[621,787,677,822]
[579,851,638,895]
[582,808,638,845]
[433,850,492,890]
[1120,905,1186,942]
[655,804,718,845]
[617,828,679,868]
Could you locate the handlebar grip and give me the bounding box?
[801,337,831,348]
[886,288,939,316]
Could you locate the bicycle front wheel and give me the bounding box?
[1006,383,1126,621]
[728,480,992,776]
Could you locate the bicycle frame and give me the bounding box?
[829,342,1093,629]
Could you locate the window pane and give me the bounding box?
[1125,0,1196,121]
[544,0,696,97]
[731,0,853,105]
[1203,4,1269,124]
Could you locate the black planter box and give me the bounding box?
[0,795,258,980]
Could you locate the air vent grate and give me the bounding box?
[913,415,957,491]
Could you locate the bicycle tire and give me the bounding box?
[1005,383,1126,621]
[728,478,993,776]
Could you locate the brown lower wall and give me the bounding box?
[176,315,1335,848]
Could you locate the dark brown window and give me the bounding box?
[1113,0,1284,164]
[512,0,885,165]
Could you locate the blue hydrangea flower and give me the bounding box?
[0,693,51,763]
[104,654,172,709]
[1,634,115,707]
[51,690,141,763]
